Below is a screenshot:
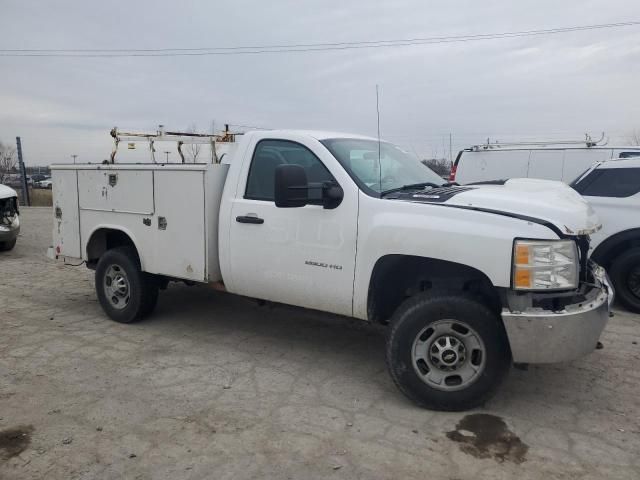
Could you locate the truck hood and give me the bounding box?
[0,184,18,200]
[400,178,601,236]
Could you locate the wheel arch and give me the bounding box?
[85,225,143,269]
[367,254,502,324]
[591,228,640,269]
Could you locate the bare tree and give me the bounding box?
[0,141,18,184]
[626,129,640,146]
[184,124,202,163]
[422,158,452,177]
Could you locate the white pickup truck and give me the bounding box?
[49,129,614,411]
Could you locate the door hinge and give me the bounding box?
[158,216,167,230]
[55,207,62,219]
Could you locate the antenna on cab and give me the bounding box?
[376,84,382,193]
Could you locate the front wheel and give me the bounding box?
[610,247,640,313]
[386,293,511,411]
[95,247,159,323]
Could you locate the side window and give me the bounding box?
[245,139,335,201]
[574,168,640,198]
[619,152,640,159]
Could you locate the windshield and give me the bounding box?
[569,164,598,188]
[321,138,445,195]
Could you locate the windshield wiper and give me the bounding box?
[380,182,442,197]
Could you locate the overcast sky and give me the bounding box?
[2,0,640,165]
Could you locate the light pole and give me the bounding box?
[164,151,171,162]
[71,154,78,164]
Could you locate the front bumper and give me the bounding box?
[0,216,20,242]
[501,264,613,364]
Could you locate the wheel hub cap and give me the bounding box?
[430,335,466,370]
[412,320,486,392]
[104,264,130,310]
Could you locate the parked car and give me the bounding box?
[450,142,640,185]
[36,178,53,189]
[3,174,32,188]
[571,158,640,313]
[48,129,613,411]
[0,184,20,251]
[31,174,49,183]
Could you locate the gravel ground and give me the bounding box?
[1,207,639,479]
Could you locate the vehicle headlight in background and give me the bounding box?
[513,240,578,291]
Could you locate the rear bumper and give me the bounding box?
[501,264,613,364]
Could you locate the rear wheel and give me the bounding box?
[610,247,640,313]
[95,247,159,323]
[0,238,17,251]
[386,293,511,411]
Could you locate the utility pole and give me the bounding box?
[449,133,453,164]
[164,151,171,162]
[71,154,78,164]
[16,137,30,206]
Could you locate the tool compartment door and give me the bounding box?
[52,169,81,258]
[152,170,206,281]
[77,169,154,214]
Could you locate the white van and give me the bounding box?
[450,143,640,185]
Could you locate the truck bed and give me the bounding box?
[51,163,229,282]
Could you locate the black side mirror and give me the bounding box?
[321,182,344,209]
[275,164,308,208]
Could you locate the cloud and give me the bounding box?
[1,0,640,164]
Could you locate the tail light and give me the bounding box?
[448,164,457,182]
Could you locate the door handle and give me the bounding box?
[236,215,264,224]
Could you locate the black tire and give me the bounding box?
[610,247,640,313]
[140,275,160,317]
[0,238,17,251]
[95,246,159,323]
[386,293,511,411]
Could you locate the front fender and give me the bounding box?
[352,194,559,319]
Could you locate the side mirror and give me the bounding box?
[322,182,344,209]
[274,164,308,208]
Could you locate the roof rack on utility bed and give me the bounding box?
[109,124,238,164]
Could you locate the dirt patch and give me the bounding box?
[0,425,34,462]
[446,413,528,464]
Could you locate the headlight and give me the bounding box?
[512,240,578,291]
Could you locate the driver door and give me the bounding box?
[228,138,359,316]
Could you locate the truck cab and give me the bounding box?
[49,128,614,411]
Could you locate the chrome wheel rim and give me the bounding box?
[104,264,130,310]
[411,320,486,391]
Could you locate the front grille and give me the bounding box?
[576,235,590,283]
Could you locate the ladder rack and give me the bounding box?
[471,132,607,151]
[109,124,238,164]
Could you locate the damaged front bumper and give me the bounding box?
[0,215,20,242]
[501,264,613,364]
